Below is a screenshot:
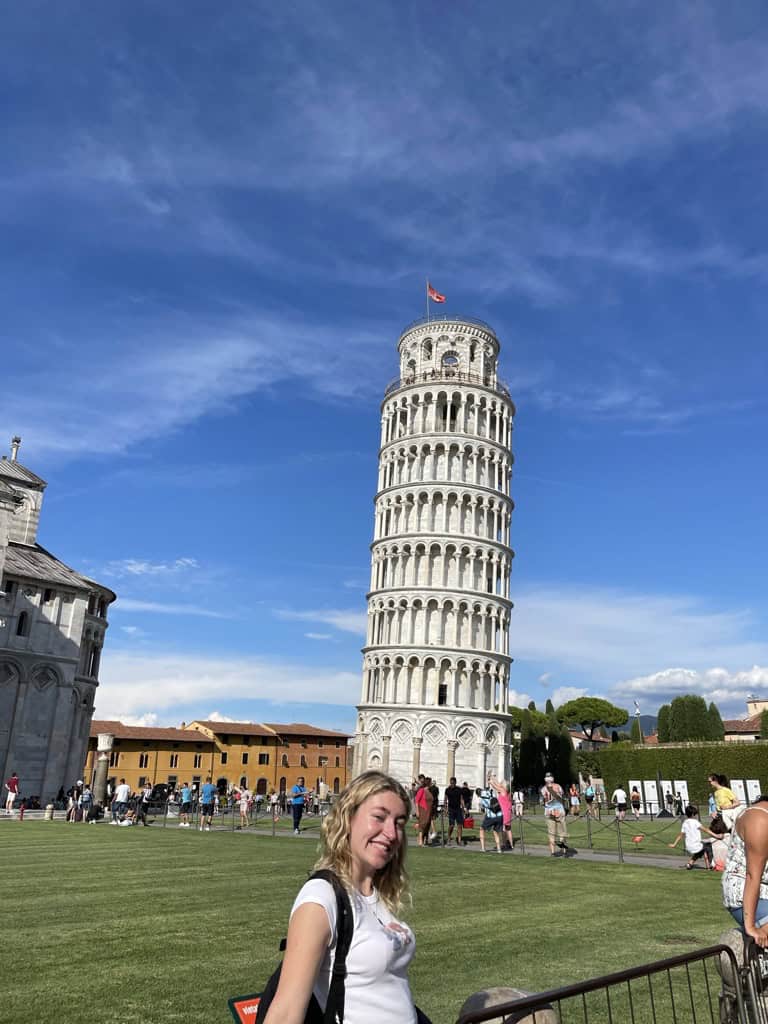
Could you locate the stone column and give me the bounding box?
[92,732,114,806]
[446,739,458,783]
[382,735,391,773]
[499,743,511,781]
[411,737,422,781]
[476,741,488,785]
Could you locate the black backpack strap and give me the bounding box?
[309,870,354,1024]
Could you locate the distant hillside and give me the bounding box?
[639,715,657,735]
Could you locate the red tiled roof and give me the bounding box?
[265,722,351,739]
[644,733,658,745]
[187,720,278,738]
[723,716,761,734]
[90,720,211,743]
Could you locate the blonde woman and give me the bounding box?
[262,771,421,1024]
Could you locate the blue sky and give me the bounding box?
[3,3,767,731]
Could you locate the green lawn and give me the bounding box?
[0,821,733,1024]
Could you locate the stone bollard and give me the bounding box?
[459,987,557,1024]
[44,804,54,821]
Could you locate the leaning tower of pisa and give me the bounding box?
[354,315,515,787]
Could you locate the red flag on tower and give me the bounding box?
[427,282,446,303]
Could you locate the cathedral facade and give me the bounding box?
[354,317,515,787]
[0,438,115,802]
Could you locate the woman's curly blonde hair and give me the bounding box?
[314,771,411,913]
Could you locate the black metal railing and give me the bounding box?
[456,943,753,1024]
[383,368,512,399]
[399,314,498,337]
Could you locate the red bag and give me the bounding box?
[463,817,474,829]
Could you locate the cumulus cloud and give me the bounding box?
[552,686,589,706]
[120,712,159,728]
[206,711,238,723]
[611,665,768,717]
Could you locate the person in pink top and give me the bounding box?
[489,775,514,851]
[5,772,19,814]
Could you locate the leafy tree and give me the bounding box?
[518,709,545,787]
[630,717,644,744]
[527,700,537,712]
[708,703,725,742]
[557,697,629,742]
[761,709,768,741]
[657,704,671,743]
[545,698,555,715]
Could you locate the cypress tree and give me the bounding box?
[657,704,671,743]
[630,717,644,744]
[761,709,768,741]
[708,703,725,741]
[545,698,555,715]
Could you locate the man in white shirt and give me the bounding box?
[611,786,628,821]
[112,778,131,824]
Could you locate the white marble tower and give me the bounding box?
[354,316,515,787]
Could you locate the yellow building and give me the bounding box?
[188,720,351,795]
[84,720,216,795]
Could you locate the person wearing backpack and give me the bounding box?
[259,770,424,1024]
[478,774,503,853]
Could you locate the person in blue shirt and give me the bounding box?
[291,776,307,834]
[179,782,192,828]
[200,776,217,832]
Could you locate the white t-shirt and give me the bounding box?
[239,789,252,809]
[682,819,705,854]
[114,783,131,802]
[291,878,416,1024]
[612,788,627,805]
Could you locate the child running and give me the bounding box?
[668,804,718,870]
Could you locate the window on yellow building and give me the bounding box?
[300,755,307,768]
[170,754,179,768]
[281,754,288,767]
[109,751,119,767]
[139,753,149,769]
[335,757,340,767]
[194,754,202,768]
[258,753,269,765]
[220,752,228,765]
[242,752,249,765]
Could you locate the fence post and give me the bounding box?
[616,817,624,863]
[517,813,525,855]
[163,802,168,829]
[586,811,593,850]
[272,808,276,838]
[440,803,446,848]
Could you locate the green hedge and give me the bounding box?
[592,741,768,807]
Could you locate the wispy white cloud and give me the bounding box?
[551,686,589,706]
[104,557,199,577]
[97,651,360,718]
[206,710,238,723]
[304,633,334,642]
[113,599,229,619]
[276,608,368,635]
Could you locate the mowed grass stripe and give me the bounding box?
[0,822,732,1024]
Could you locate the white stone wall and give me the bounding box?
[355,318,515,788]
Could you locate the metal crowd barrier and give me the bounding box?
[455,942,760,1024]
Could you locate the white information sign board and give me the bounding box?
[747,779,762,804]
[643,780,659,814]
[674,780,690,810]
[661,779,675,813]
[731,779,747,805]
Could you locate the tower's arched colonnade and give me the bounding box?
[354,317,516,786]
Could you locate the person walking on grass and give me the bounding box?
[135,781,152,826]
[414,776,433,847]
[489,775,514,850]
[111,777,130,824]
[478,775,503,853]
[444,776,465,846]
[541,773,571,857]
[611,785,628,822]
[179,782,192,827]
[200,776,217,831]
[630,786,642,821]
[80,784,93,823]
[5,771,19,815]
[512,786,525,818]
[291,776,308,835]
[669,804,718,870]
[239,785,252,829]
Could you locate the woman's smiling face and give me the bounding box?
[349,790,408,879]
